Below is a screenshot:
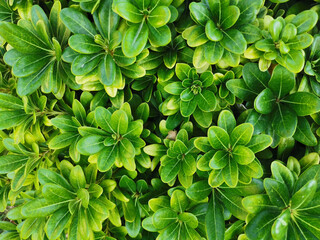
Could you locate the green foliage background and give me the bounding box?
[0,0,320,239]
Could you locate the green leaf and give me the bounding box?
[220,29,246,54]
[152,208,177,230]
[186,180,211,201]
[271,161,295,194]
[283,50,305,73]
[268,65,295,98]
[43,183,75,203]
[208,126,230,150]
[134,103,149,123]
[183,25,208,48]
[175,63,191,80]
[0,154,28,174]
[236,0,263,25]
[70,165,86,189]
[122,22,148,58]
[51,115,78,132]
[206,192,225,240]
[96,0,120,39]
[0,110,28,130]
[221,6,240,29]
[245,209,279,240]
[189,2,211,26]
[264,178,289,208]
[69,34,102,54]
[196,90,216,112]
[272,105,297,138]
[72,53,103,76]
[49,132,79,149]
[293,117,317,146]
[126,210,141,238]
[0,93,23,110]
[193,108,213,128]
[226,79,257,101]
[287,33,313,50]
[119,175,136,194]
[0,22,48,54]
[161,158,181,183]
[60,8,97,36]
[230,123,253,147]
[178,212,198,228]
[210,150,229,169]
[17,62,53,96]
[173,139,188,154]
[194,137,212,152]
[242,194,273,214]
[294,165,320,192]
[13,54,50,77]
[247,134,272,153]
[148,6,171,28]
[77,135,105,155]
[239,24,262,44]
[254,88,276,114]
[119,138,135,160]
[243,63,270,93]
[291,10,318,34]
[94,107,113,133]
[218,110,236,134]
[233,145,255,165]
[100,54,117,86]
[269,19,283,42]
[283,92,320,116]
[205,20,223,42]
[22,198,66,218]
[271,209,291,240]
[170,189,189,213]
[217,188,247,220]
[208,169,224,188]
[291,179,317,209]
[148,24,171,47]
[122,63,146,79]
[222,158,238,187]
[246,110,270,135]
[144,144,167,156]
[204,41,224,64]
[38,169,72,190]
[112,2,143,23]
[110,110,128,135]
[46,207,72,240]
[180,99,197,117]
[164,82,184,95]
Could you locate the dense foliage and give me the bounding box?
[0,0,320,240]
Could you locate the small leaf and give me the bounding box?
[230,123,254,147]
[152,208,177,230]
[122,22,148,58]
[264,178,289,208]
[220,29,247,54]
[291,179,317,209]
[268,65,295,98]
[208,126,230,150]
[206,192,225,240]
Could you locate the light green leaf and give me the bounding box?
[148,6,171,28]
[283,92,320,116]
[60,8,97,36]
[220,29,246,54]
[122,22,148,58]
[77,135,105,155]
[208,126,230,150]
